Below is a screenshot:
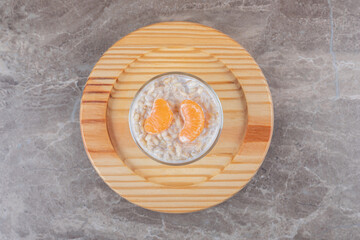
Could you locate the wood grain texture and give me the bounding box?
[80,22,273,213]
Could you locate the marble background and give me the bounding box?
[1,0,360,239]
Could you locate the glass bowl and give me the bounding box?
[128,72,223,166]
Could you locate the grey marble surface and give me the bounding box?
[1,0,360,239]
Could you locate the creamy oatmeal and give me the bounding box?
[129,73,222,164]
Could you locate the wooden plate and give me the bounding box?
[80,22,273,213]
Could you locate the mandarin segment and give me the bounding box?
[144,98,174,134]
[179,100,205,143]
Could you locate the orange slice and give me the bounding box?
[179,100,205,143]
[144,98,173,134]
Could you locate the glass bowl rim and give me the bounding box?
[128,71,224,166]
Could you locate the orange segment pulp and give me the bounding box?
[144,98,173,134]
[179,100,205,143]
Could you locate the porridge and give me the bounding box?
[129,73,223,164]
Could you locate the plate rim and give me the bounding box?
[80,21,274,213]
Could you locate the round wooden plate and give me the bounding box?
[80,22,273,213]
